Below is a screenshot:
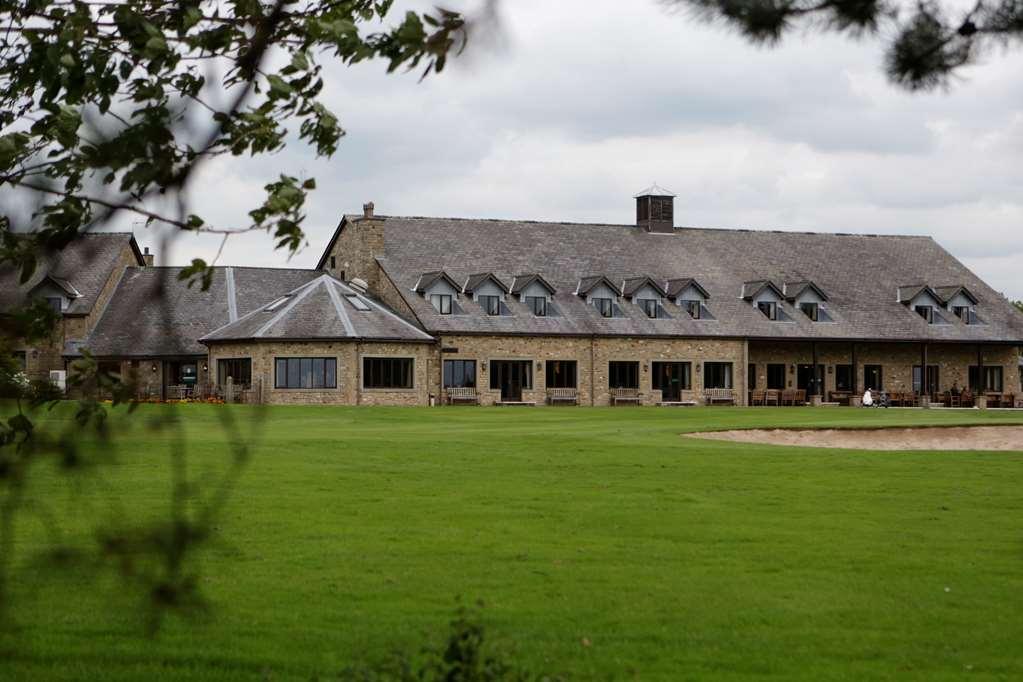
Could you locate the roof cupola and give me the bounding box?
[635,183,676,233]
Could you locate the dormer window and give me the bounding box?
[593,298,613,318]
[639,298,659,319]
[430,293,452,315]
[480,295,501,316]
[758,301,777,320]
[682,300,701,319]
[525,295,547,317]
[45,296,63,312]
[800,302,819,322]
[915,305,933,323]
[953,306,971,323]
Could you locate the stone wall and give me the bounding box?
[749,341,1021,396]
[433,334,748,406]
[206,339,433,406]
[17,241,140,382]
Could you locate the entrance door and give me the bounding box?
[490,360,532,402]
[797,364,824,394]
[652,362,690,402]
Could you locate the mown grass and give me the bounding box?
[2,404,1023,681]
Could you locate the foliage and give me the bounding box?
[0,0,476,631]
[340,603,560,681]
[1013,299,1023,313]
[668,0,1023,90]
[0,0,472,286]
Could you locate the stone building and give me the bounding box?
[3,187,1023,406]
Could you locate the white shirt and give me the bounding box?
[863,390,873,406]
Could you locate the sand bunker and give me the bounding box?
[686,425,1023,451]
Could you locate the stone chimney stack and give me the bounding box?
[143,246,155,267]
[363,202,375,219]
[634,183,676,233]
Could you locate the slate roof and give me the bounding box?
[784,280,829,302]
[510,273,556,295]
[622,276,667,298]
[462,272,508,294]
[666,278,710,300]
[0,233,143,315]
[76,266,322,357]
[201,274,433,343]
[333,215,1023,343]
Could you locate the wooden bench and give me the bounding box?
[547,387,578,405]
[446,387,479,405]
[610,387,642,406]
[704,388,736,406]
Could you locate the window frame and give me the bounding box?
[608,361,639,389]
[969,365,1004,393]
[835,364,853,392]
[757,300,777,320]
[864,365,883,391]
[443,359,477,389]
[593,297,614,318]
[953,306,972,324]
[217,358,252,388]
[430,293,452,315]
[703,362,734,389]
[682,300,701,319]
[639,298,659,319]
[545,360,578,389]
[362,356,416,390]
[915,305,933,323]
[274,356,338,390]
[800,301,819,322]
[479,295,501,316]
[766,363,786,390]
[525,295,547,317]
[45,296,63,312]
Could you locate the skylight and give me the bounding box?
[346,295,370,311]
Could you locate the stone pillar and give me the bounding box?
[225,376,234,403]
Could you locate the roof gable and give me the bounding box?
[742,280,784,301]
[413,271,461,294]
[622,276,667,298]
[510,273,556,296]
[933,285,979,305]
[784,280,829,303]
[576,275,622,297]
[462,272,509,295]
[666,278,710,300]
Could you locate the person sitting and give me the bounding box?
[863,388,874,407]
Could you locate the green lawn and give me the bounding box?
[2,405,1023,680]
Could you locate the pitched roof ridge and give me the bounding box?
[324,278,356,337]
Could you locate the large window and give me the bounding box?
[704,362,733,389]
[546,360,577,388]
[757,301,777,320]
[835,364,853,391]
[651,362,692,391]
[864,365,883,391]
[639,299,659,319]
[682,300,701,319]
[913,365,940,395]
[969,366,1003,392]
[443,359,476,388]
[800,302,819,321]
[593,298,613,318]
[766,363,786,390]
[748,364,757,390]
[275,357,337,389]
[479,295,501,316]
[525,296,547,317]
[363,357,414,389]
[608,361,639,389]
[218,358,252,387]
[430,294,452,315]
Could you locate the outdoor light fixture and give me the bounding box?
[151,363,158,372]
[828,366,833,374]
[695,363,701,373]
[202,362,208,372]
[790,365,795,374]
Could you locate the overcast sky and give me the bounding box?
[143,0,1022,299]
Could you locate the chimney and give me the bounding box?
[143,246,154,267]
[362,201,375,220]
[634,183,676,233]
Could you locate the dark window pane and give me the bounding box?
[608,361,639,389]
[326,359,337,388]
[704,362,733,389]
[748,364,757,390]
[364,357,413,389]
[766,364,786,390]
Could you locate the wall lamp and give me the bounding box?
[151,363,158,373]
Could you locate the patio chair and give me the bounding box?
[960,389,974,407]
[764,389,780,406]
[751,390,766,406]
